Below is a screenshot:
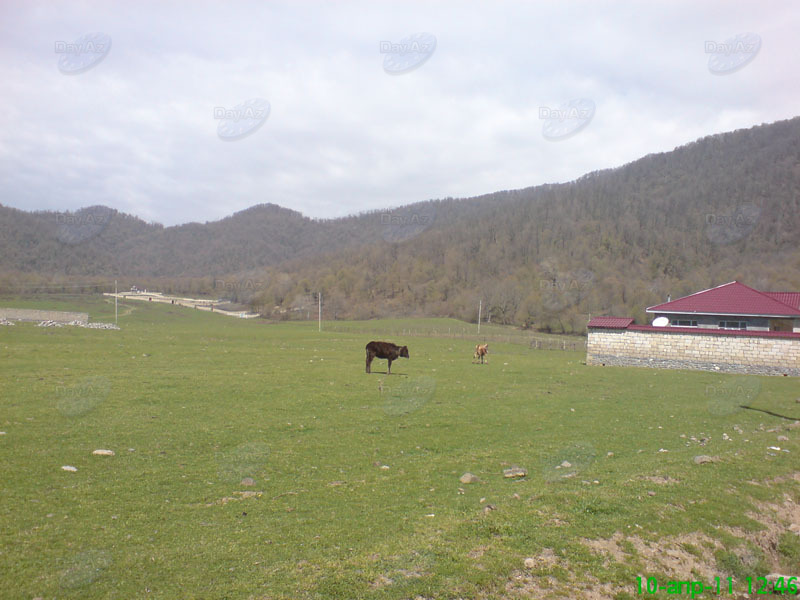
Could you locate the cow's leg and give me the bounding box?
[387,358,393,374]
[366,350,373,373]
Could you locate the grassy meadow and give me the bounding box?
[0,296,798,599]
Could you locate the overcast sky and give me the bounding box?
[1,1,798,226]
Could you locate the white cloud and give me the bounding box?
[0,0,798,225]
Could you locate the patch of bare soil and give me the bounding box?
[641,475,680,485]
[501,569,627,600]
[573,576,628,600]
[370,574,393,589]
[584,531,722,581]
[523,548,558,570]
[468,545,489,559]
[503,572,564,599]
[726,488,800,567]
[370,569,424,590]
[764,471,800,486]
[497,532,722,599]
[485,473,800,599]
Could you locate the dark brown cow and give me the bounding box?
[365,341,409,374]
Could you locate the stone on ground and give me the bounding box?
[503,466,527,478]
[693,455,719,464]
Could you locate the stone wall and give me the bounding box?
[587,327,800,376]
[0,308,89,324]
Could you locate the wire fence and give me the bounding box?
[324,324,587,350]
[529,338,587,351]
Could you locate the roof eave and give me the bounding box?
[645,309,800,318]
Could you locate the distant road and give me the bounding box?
[103,292,259,319]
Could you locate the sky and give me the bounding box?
[1,0,798,226]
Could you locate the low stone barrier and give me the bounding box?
[587,325,800,376]
[0,308,89,324]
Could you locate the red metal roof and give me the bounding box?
[763,292,800,310]
[646,281,800,317]
[587,317,634,329]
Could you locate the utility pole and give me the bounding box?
[478,299,482,334]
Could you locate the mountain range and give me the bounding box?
[2,116,799,332]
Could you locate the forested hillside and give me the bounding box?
[2,117,799,332]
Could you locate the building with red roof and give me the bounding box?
[586,282,800,376]
[646,281,800,333]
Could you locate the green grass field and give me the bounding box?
[1,296,798,599]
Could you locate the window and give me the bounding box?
[719,320,747,330]
[672,319,698,327]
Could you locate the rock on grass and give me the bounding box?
[503,466,527,478]
[460,473,479,484]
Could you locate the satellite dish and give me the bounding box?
[652,316,669,327]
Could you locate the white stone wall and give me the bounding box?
[587,328,800,376]
[0,308,89,324]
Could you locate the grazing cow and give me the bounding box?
[473,343,489,364]
[366,341,409,374]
